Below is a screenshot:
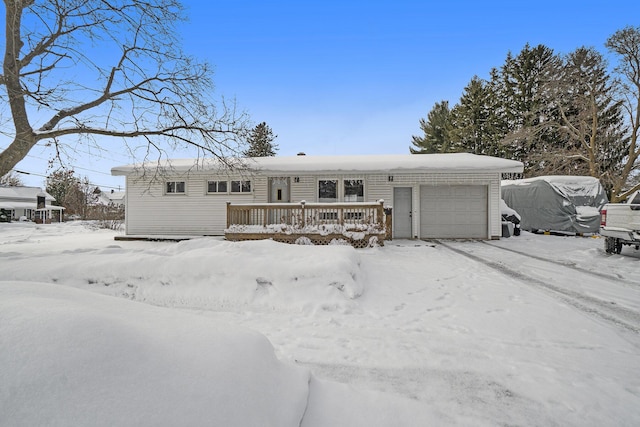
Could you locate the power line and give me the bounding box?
[12,169,123,191]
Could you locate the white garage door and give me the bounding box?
[420,185,488,239]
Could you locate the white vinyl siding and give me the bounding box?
[125,174,257,236]
[123,171,502,239]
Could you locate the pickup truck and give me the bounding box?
[600,190,640,254]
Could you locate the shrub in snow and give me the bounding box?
[295,236,313,245]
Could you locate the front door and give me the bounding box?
[269,177,290,203]
[393,187,412,238]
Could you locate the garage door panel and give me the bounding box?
[420,185,487,239]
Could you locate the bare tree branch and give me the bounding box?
[0,0,249,177]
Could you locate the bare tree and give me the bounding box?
[541,47,627,195]
[606,26,640,202]
[0,0,248,177]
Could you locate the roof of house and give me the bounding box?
[93,191,125,206]
[0,186,55,201]
[112,153,524,176]
[0,186,59,210]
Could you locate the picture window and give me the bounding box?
[318,179,338,202]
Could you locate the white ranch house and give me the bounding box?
[111,153,524,240]
[0,186,64,223]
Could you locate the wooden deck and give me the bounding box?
[225,201,389,248]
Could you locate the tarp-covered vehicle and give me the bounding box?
[501,176,608,234]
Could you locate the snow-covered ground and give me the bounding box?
[1,221,639,426]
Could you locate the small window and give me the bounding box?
[166,181,186,194]
[318,179,338,202]
[207,180,228,193]
[231,180,251,193]
[344,179,364,202]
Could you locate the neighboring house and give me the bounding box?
[0,186,64,222]
[94,189,126,208]
[501,175,609,234]
[112,153,523,239]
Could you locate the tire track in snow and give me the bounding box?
[479,240,639,286]
[433,240,640,334]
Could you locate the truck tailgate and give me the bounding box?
[604,205,640,230]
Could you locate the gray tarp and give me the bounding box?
[501,176,609,234]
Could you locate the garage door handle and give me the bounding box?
[409,212,412,218]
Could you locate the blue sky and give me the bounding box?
[10,0,640,189]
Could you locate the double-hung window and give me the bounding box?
[166,181,186,194]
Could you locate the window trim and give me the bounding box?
[318,178,365,202]
[318,178,338,202]
[230,180,252,194]
[343,178,365,202]
[207,180,229,194]
[165,180,186,195]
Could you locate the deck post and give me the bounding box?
[378,199,385,230]
[226,202,231,229]
[301,200,306,228]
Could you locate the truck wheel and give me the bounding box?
[604,237,616,254]
[615,240,623,254]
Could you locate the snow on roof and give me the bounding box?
[111,153,524,176]
[0,186,55,201]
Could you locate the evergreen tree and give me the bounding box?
[243,122,278,157]
[450,76,507,157]
[46,170,95,217]
[495,44,561,173]
[410,101,455,153]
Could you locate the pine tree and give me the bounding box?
[495,44,561,173]
[243,122,278,157]
[46,170,93,217]
[450,76,507,157]
[410,101,455,153]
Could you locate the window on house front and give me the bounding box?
[207,180,228,193]
[166,181,186,194]
[318,179,338,202]
[231,180,251,193]
[344,179,364,202]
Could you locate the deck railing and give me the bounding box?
[225,200,387,247]
[226,200,385,229]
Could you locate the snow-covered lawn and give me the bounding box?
[2,222,639,426]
